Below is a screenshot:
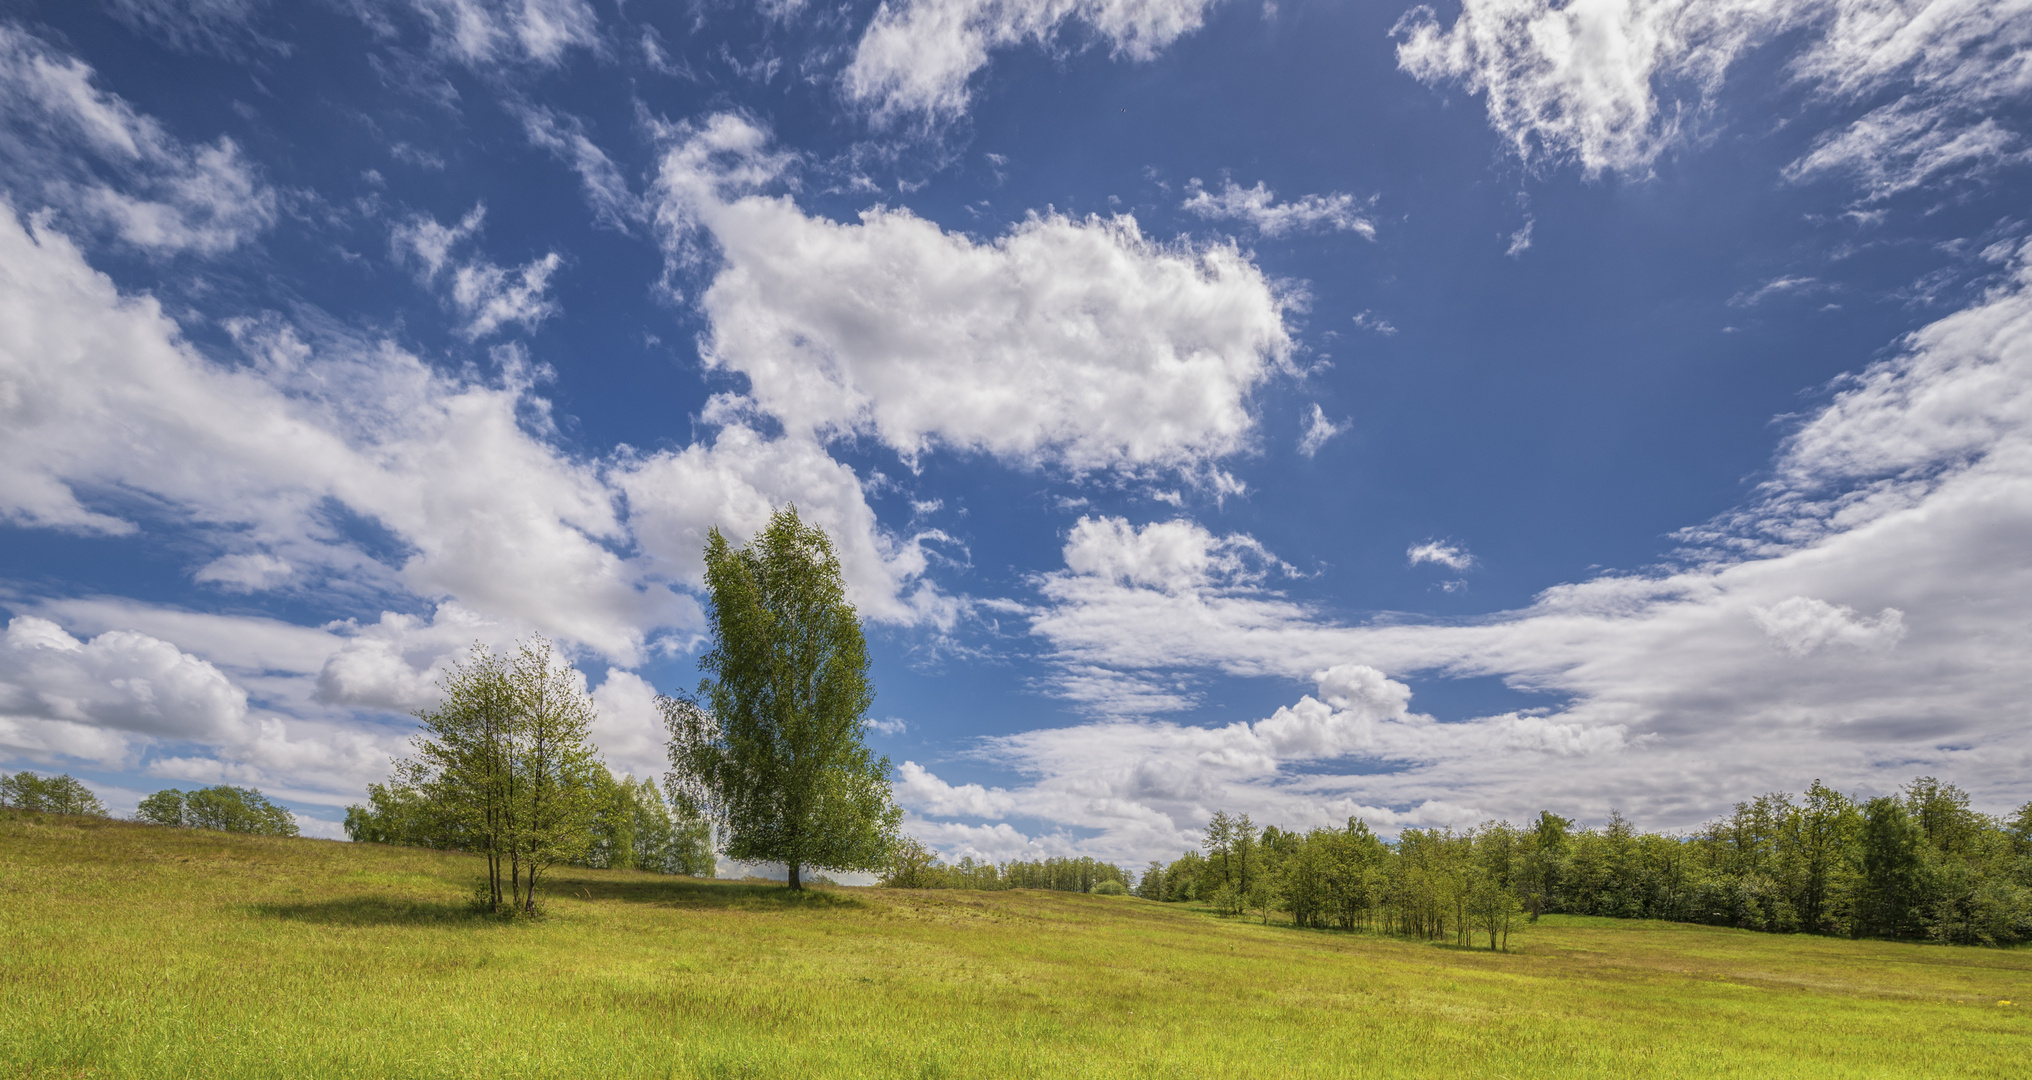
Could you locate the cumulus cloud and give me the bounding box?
[1181,179,1376,238]
[588,668,669,782]
[1062,516,1291,595]
[1396,0,2032,195]
[0,26,277,253]
[654,113,1293,474]
[1751,596,1905,656]
[0,616,249,748]
[844,0,1223,123]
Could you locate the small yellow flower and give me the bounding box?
[1999,1000,2014,1006]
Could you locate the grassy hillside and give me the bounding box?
[2,811,2026,1079]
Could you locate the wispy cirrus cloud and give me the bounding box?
[1396,0,2032,200]
[1182,179,1376,238]
[0,24,277,254]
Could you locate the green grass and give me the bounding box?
[2,811,2026,1079]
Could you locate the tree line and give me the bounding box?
[879,837,1132,894]
[1135,778,2032,948]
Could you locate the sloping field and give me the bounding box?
[1,811,2026,1079]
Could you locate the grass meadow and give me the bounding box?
[2,810,2026,1079]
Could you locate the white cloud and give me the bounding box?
[843,0,1223,123]
[1396,0,2032,194]
[1406,539,1476,571]
[0,26,277,253]
[1784,98,2029,201]
[1729,274,1819,307]
[449,252,562,339]
[1352,310,1398,335]
[393,205,564,338]
[654,113,1293,475]
[193,553,295,592]
[391,203,484,279]
[1297,404,1344,458]
[0,616,249,748]
[393,0,601,68]
[1751,596,1905,656]
[1181,179,1376,238]
[0,183,974,793]
[1062,516,1291,595]
[515,105,641,231]
[588,668,668,781]
[108,1,274,57]
[0,202,663,659]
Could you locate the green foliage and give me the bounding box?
[581,770,715,877]
[185,787,299,836]
[0,771,108,816]
[406,637,601,914]
[343,780,449,848]
[663,506,901,889]
[136,788,188,827]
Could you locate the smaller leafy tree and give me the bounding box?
[0,772,108,816]
[879,836,945,888]
[136,789,189,827]
[184,786,300,836]
[408,637,601,913]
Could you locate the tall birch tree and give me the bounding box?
[661,506,900,890]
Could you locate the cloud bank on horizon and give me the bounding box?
[0,0,2027,858]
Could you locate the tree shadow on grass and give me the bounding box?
[250,896,485,927]
[544,873,868,913]
[251,876,865,926]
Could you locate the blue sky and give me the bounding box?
[2,0,2029,865]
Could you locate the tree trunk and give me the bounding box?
[787,861,802,891]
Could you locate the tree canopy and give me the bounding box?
[136,786,298,836]
[406,637,601,914]
[0,772,107,817]
[662,506,900,889]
